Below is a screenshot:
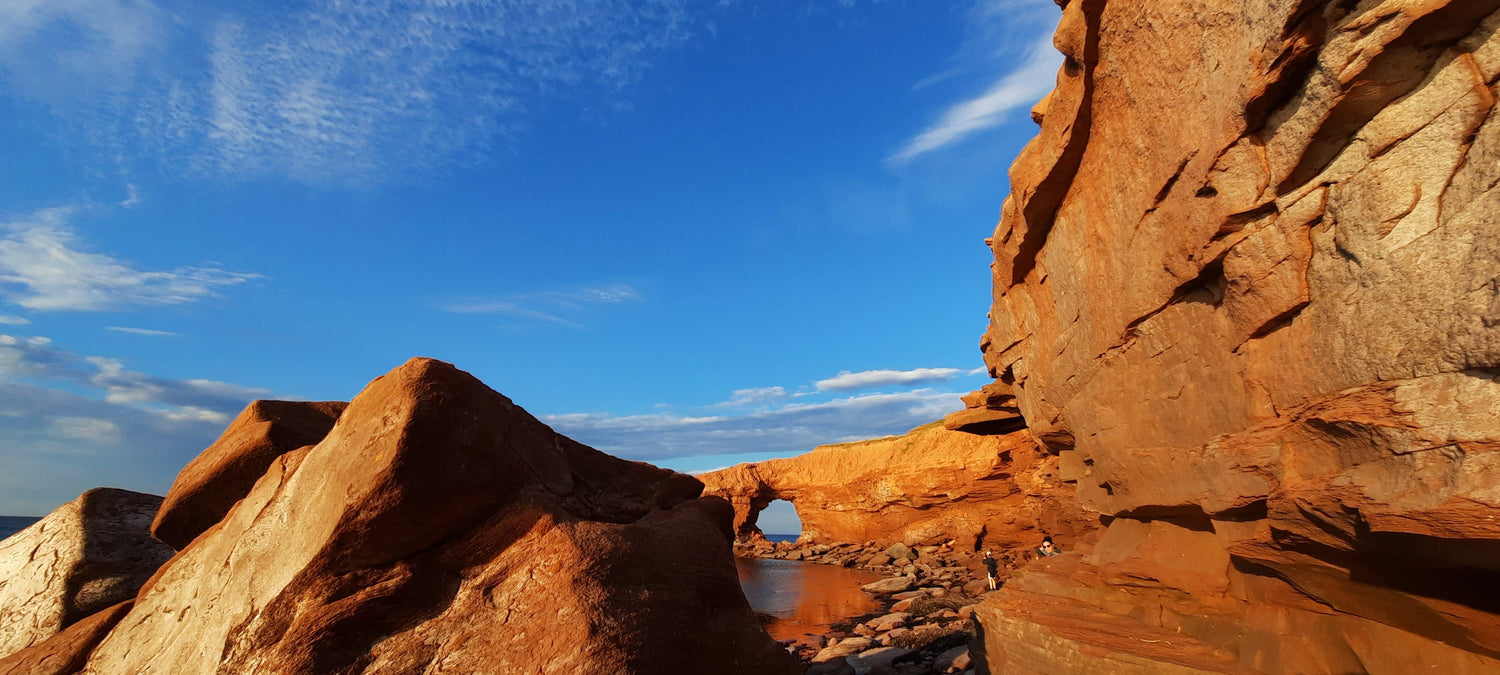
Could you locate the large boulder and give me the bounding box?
[0,489,172,660]
[82,358,797,674]
[698,422,1096,550]
[970,0,1500,672]
[151,399,347,549]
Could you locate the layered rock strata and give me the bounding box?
[699,422,1095,550]
[971,0,1500,672]
[0,489,172,661]
[20,358,792,674]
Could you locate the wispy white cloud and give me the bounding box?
[888,35,1060,164]
[0,333,277,513]
[0,207,258,311]
[0,378,234,514]
[0,334,270,421]
[714,386,789,408]
[887,0,1061,164]
[443,284,640,327]
[0,314,29,325]
[0,0,697,183]
[546,388,961,461]
[815,367,967,391]
[119,184,141,208]
[49,416,121,444]
[105,326,178,337]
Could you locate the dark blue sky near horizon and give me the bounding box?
[0,0,1062,519]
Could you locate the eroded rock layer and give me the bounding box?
[698,422,1096,550]
[973,0,1500,672]
[67,358,794,675]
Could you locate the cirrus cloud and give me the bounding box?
[815,367,969,391]
[545,388,963,462]
[0,207,258,312]
[0,0,698,183]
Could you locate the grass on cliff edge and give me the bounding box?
[816,419,946,451]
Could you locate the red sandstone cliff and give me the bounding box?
[960,0,1500,672]
[698,422,1096,551]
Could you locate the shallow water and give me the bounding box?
[736,557,886,641]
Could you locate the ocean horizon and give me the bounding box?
[0,516,40,542]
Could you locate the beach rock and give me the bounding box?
[0,602,132,675]
[877,627,910,646]
[0,488,172,660]
[806,656,856,675]
[867,612,912,632]
[935,645,969,672]
[699,423,1095,550]
[814,637,872,663]
[151,399,346,550]
[81,358,797,674]
[884,543,913,560]
[969,0,1500,672]
[846,646,912,672]
[862,576,917,594]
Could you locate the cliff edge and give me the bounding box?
[964,0,1500,672]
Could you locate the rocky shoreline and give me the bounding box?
[737,537,1037,675]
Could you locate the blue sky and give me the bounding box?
[0,0,1061,517]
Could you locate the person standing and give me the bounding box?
[983,550,999,591]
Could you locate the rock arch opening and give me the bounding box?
[754,499,802,542]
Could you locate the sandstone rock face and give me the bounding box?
[698,422,1096,550]
[151,399,347,550]
[0,489,172,661]
[81,358,795,675]
[972,0,1500,672]
[0,603,132,675]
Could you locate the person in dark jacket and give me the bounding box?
[983,550,999,590]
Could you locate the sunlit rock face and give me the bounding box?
[698,422,1098,551]
[10,358,794,675]
[0,489,171,662]
[151,399,347,550]
[972,0,1500,671]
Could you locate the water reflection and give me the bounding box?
[736,557,886,641]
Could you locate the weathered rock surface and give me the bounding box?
[151,399,347,550]
[698,422,1096,549]
[80,358,796,674]
[0,489,172,661]
[970,0,1500,672]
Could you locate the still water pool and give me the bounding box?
[736,557,886,641]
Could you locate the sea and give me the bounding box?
[765,533,799,544]
[0,516,41,542]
